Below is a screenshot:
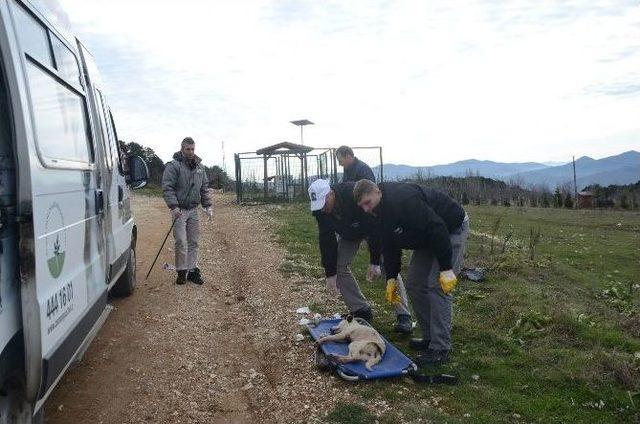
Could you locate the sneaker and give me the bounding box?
[352,307,374,324]
[415,349,450,366]
[187,267,204,285]
[409,338,430,351]
[176,270,187,285]
[394,314,413,334]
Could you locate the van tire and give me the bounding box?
[111,247,136,297]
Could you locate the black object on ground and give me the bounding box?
[461,267,486,282]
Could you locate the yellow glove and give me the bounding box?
[439,270,458,294]
[385,279,402,304]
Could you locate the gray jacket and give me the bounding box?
[162,152,211,210]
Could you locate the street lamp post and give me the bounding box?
[290,119,314,145]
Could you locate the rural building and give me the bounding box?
[577,191,595,208]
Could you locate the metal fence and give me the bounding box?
[234,146,383,203]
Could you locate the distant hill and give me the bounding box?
[512,151,640,188]
[374,150,639,189]
[375,160,549,181]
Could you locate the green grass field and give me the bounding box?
[270,203,640,423]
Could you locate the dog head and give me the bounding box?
[330,314,354,334]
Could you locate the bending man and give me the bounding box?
[354,180,469,365]
[309,179,412,333]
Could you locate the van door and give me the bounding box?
[77,45,131,285]
[3,1,110,406]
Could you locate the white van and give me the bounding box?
[0,0,149,421]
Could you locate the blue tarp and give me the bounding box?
[307,318,416,380]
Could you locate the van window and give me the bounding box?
[26,61,93,164]
[94,89,113,169]
[12,3,53,67]
[51,35,82,90]
[110,112,126,176]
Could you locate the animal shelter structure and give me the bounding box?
[234,142,383,203]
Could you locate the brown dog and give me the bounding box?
[317,315,386,371]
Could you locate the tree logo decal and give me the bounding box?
[45,203,66,279]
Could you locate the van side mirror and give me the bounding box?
[126,155,149,189]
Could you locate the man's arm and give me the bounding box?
[161,162,179,209]
[200,167,212,208]
[382,233,402,280]
[406,196,453,270]
[314,212,338,277]
[365,221,382,266]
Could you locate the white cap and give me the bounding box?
[308,179,331,211]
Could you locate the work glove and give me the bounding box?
[325,275,339,296]
[170,208,182,220]
[439,270,458,294]
[366,264,382,282]
[205,206,213,221]
[385,278,402,304]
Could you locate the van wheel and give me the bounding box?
[111,247,136,297]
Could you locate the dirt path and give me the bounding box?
[44,193,350,423]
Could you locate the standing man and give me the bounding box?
[162,137,213,285]
[308,179,413,333]
[336,145,375,183]
[354,180,469,365]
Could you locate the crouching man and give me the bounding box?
[354,180,469,365]
[162,137,213,285]
[308,179,413,333]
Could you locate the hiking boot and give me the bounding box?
[394,314,413,334]
[187,267,204,285]
[352,307,374,324]
[176,270,187,285]
[408,338,430,351]
[415,349,450,367]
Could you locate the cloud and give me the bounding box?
[58,0,640,169]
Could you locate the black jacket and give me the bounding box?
[375,182,466,279]
[314,182,381,277]
[342,157,375,183]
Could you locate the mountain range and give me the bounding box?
[373,150,640,189]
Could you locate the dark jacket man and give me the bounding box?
[313,182,381,277]
[375,182,466,280]
[342,157,375,183]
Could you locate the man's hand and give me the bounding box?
[171,208,182,220]
[385,278,401,304]
[438,270,458,294]
[205,206,213,221]
[326,275,339,296]
[366,264,381,282]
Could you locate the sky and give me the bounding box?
[55,0,640,169]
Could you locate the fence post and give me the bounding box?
[263,154,268,201]
[331,148,338,184]
[379,147,384,182]
[303,154,309,196]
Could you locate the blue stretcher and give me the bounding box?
[307,318,418,381]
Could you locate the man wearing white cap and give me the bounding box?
[308,179,413,333]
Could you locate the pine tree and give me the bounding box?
[564,193,574,208]
[554,187,562,208]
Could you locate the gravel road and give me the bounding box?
[43,193,355,423]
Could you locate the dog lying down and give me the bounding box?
[317,315,386,371]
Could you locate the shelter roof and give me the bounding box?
[256,142,313,155]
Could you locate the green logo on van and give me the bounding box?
[45,203,66,279]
